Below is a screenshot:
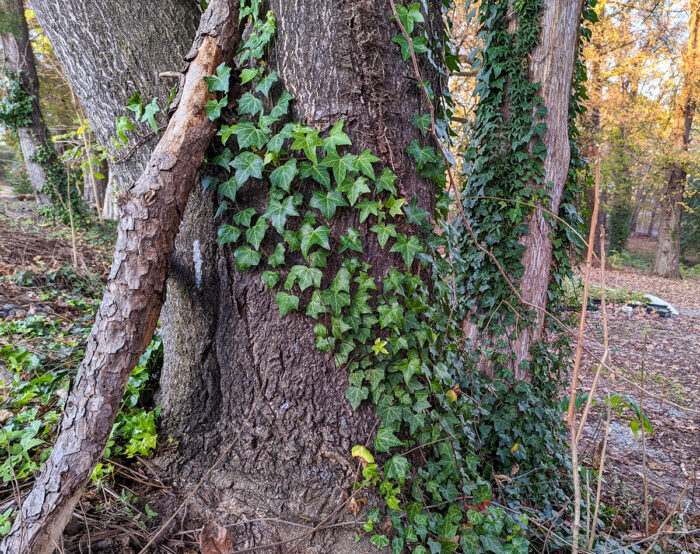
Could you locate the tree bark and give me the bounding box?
[0,2,241,552]
[28,0,201,191]
[156,1,440,550]
[653,0,698,278]
[0,0,52,206]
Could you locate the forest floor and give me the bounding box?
[0,190,698,551]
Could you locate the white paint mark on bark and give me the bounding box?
[193,239,202,290]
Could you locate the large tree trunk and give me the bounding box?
[0,2,241,553]
[0,0,52,206]
[653,0,698,278]
[156,1,440,550]
[28,0,201,190]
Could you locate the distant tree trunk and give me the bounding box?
[648,203,657,236]
[511,1,584,374]
[0,0,52,206]
[654,0,698,278]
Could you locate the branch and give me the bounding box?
[0,2,242,552]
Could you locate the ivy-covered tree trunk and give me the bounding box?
[0,0,52,206]
[157,1,439,550]
[654,0,698,278]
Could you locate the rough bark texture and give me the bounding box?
[157,1,440,550]
[28,0,201,190]
[0,3,241,552]
[653,0,698,278]
[0,0,52,206]
[512,0,584,375]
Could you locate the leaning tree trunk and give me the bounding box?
[156,1,440,550]
[0,0,52,206]
[654,0,698,278]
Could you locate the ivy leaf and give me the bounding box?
[240,68,259,85]
[370,221,397,248]
[285,265,323,291]
[270,90,293,118]
[384,455,409,484]
[231,151,264,184]
[268,243,286,267]
[390,234,424,267]
[233,207,257,227]
[306,289,326,318]
[275,291,299,317]
[300,162,331,189]
[217,124,236,145]
[214,201,228,219]
[309,248,329,268]
[404,197,429,227]
[291,128,324,164]
[261,270,279,289]
[115,116,134,143]
[346,386,369,411]
[339,227,363,253]
[338,175,371,206]
[126,91,143,120]
[354,149,380,179]
[264,196,299,233]
[255,71,278,97]
[206,95,228,121]
[323,120,352,153]
[218,177,243,201]
[238,92,264,116]
[357,198,381,223]
[321,287,351,315]
[479,536,504,554]
[217,224,241,246]
[320,150,355,185]
[268,159,297,193]
[267,122,293,154]
[394,2,424,34]
[375,168,398,195]
[300,223,331,259]
[385,196,406,218]
[374,427,403,453]
[246,217,268,250]
[234,121,269,149]
[413,113,431,136]
[212,148,234,169]
[370,535,390,550]
[310,189,348,220]
[203,62,231,92]
[234,246,261,270]
[405,140,435,168]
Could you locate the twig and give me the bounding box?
[587,393,610,551]
[640,333,650,538]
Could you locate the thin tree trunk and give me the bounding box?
[0,0,52,206]
[513,1,584,375]
[0,3,241,552]
[654,0,698,278]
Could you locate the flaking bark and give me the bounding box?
[0,2,241,552]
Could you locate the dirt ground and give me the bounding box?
[575,242,700,545]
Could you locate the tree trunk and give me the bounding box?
[653,0,698,278]
[0,3,241,552]
[157,1,440,550]
[28,0,201,191]
[0,0,52,206]
[512,1,584,375]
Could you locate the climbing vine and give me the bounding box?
[186,0,594,551]
[0,71,34,131]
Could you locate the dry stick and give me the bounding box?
[587,393,610,551]
[640,334,650,538]
[584,468,591,549]
[137,391,260,554]
[0,2,241,553]
[575,226,609,445]
[64,168,78,268]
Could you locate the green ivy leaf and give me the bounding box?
[246,217,268,250]
[212,148,234,169]
[310,189,348,220]
[375,167,398,195]
[300,162,331,189]
[234,245,262,270]
[268,243,286,267]
[357,199,381,223]
[233,207,257,227]
[217,124,236,145]
[413,113,431,136]
[261,270,279,289]
[126,91,143,120]
[231,151,264,185]
[321,287,351,315]
[203,62,231,93]
[374,427,403,452]
[320,150,355,185]
[390,234,423,267]
[218,177,243,201]
[346,386,369,411]
[240,68,259,84]
[338,175,371,206]
[385,196,406,218]
[238,92,264,116]
[264,196,299,233]
[339,227,363,253]
[115,116,134,143]
[406,140,435,168]
[370,221,397,248]
[384,455,409,484]
[206,95,228,121]
[270,90,292,118]
[323,119,352,152]
[369,534,390,550]
[285,265,322,291]
[275,291,299,317]
[306,289,326,318]
[214,201,228,219]
[234,121,269,149]
[217,224,241,246]
[267,122,293,154]
[269,159,297,192]
[354,149,380,179]
[291,127,324,164]
[299,223,331,259]
[255,71,278,97]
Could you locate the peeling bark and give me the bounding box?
[0,0,52,206]
[0,2,241,552]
